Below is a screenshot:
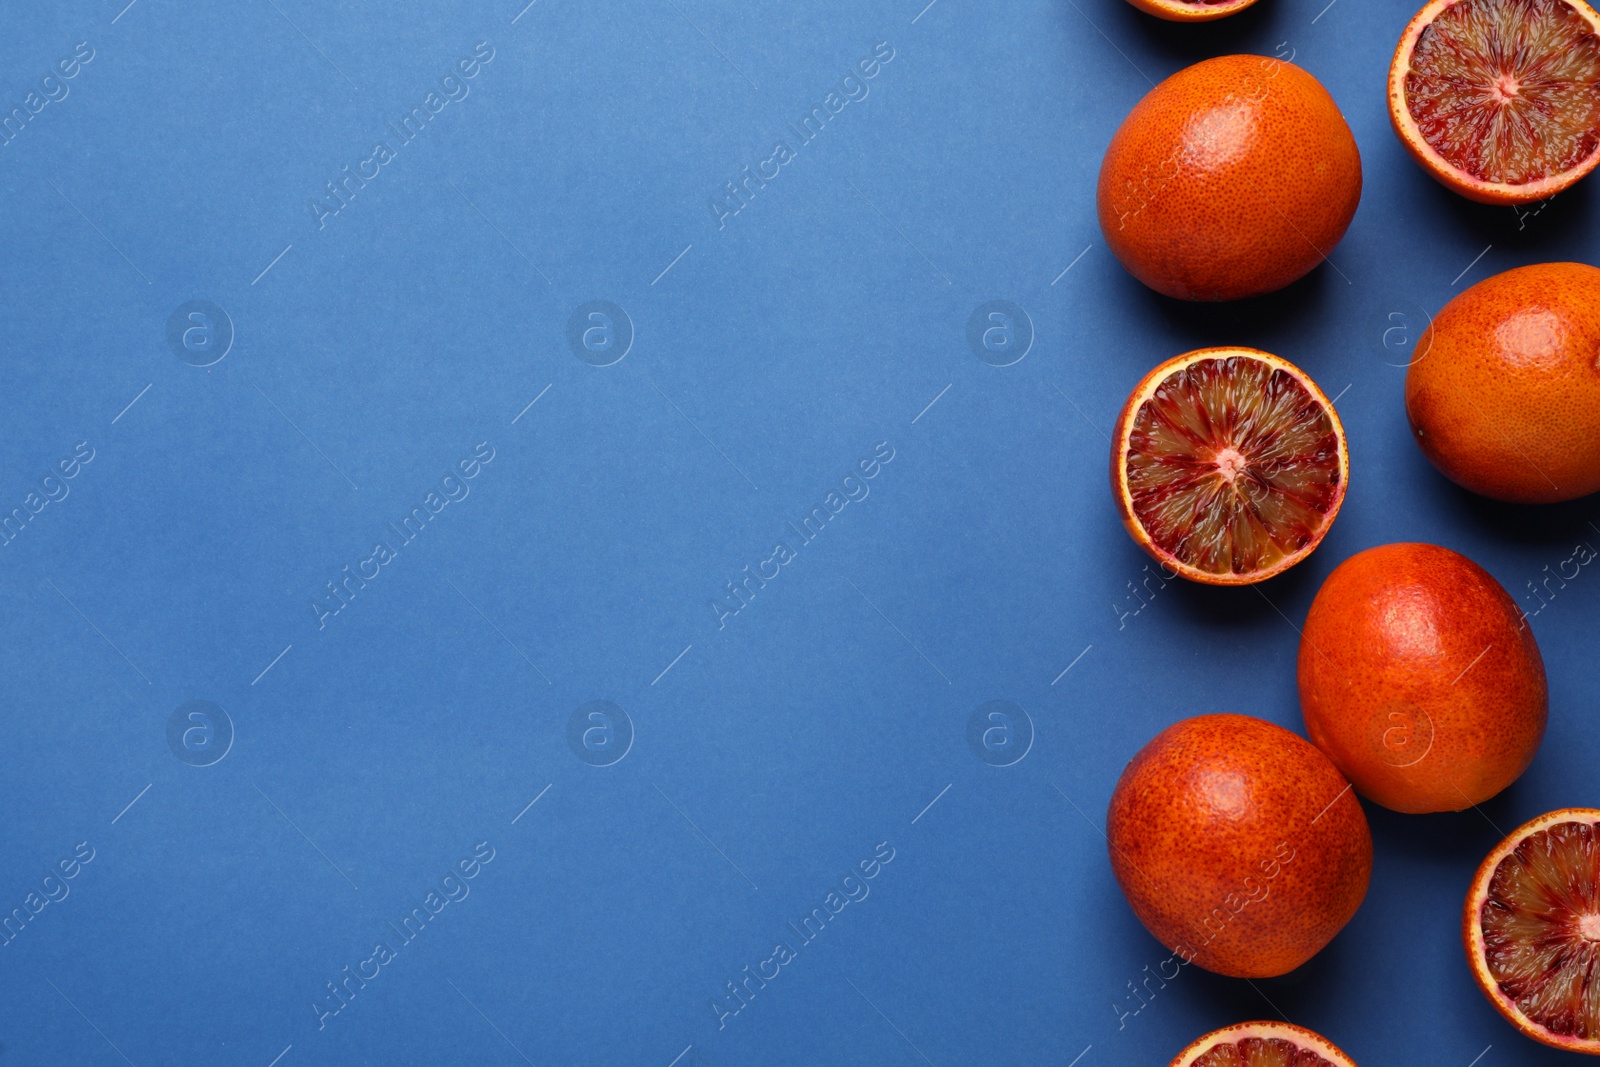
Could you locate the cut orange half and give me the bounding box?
[1168,1021,1359,1067]
[1389,0,1600,204]
[1465,808,1600,1054]
[1110,348,1348,586]
[1122,0,1258,22]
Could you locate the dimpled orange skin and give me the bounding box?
[1096,55,1362,301]
[1298,543,1547,814]
[1106,714,1372,978]
[1406,263,1600,503]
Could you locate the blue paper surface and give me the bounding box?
[1,0,1596,1063]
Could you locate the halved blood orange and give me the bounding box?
[1122,0,1258,23]
[1389,0,1600,204]
[1110,348,1348,586]
[1168,1021,1358,1067]
[1465,808,1600,1054]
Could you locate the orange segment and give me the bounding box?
[1111,348,1348,586]
[1192,1039,1334,1067]
[1408,0,1600,183]
[1390,0,1600,202]
[1122,0,1259,23]
[1467,809,1600,1052]
[1169,1022,1358,1067]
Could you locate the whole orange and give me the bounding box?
[1096,55,1362,301]
[1298,543,1547,814]
[1405,262,1600,503]
[1105,714,1371,978]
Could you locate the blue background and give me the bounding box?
[0,0,1595,1063]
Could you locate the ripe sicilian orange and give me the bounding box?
[1389,0,1600,204]
[1106,714,1372,978]
[1298,543,1547,814]
[1097,55,1361,301]
[1465,809,1600,1053]
[1123,0,1258,22]
[1111,348,1349,586]
[1168,1021,1359,1067]
[1406,262,1600,503]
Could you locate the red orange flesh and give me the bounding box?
[1169,1021,1359,1067]
[1390,0,1600,203]
[1466,809,1600,1054]
[1111,348,1348,586]
[1122,0,1259,23]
